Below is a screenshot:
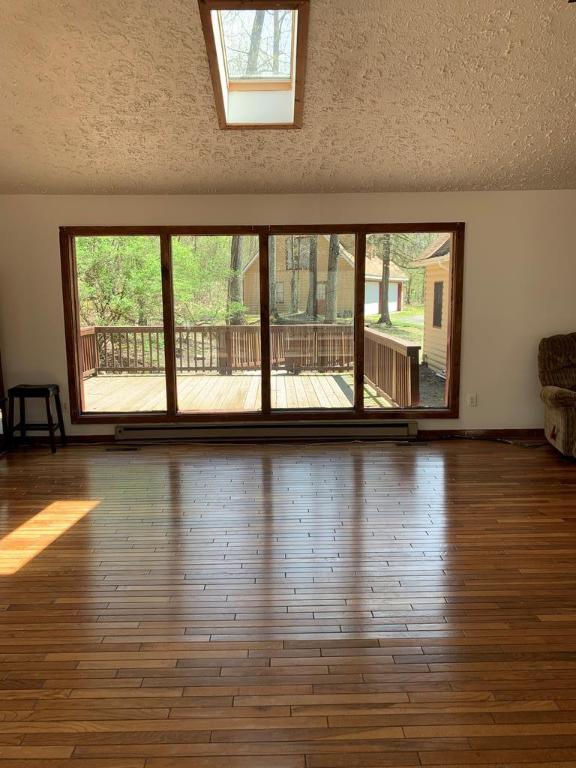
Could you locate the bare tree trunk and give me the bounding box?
[273,10,281,74]
[228,235,244,325]
[379,234,392,326]
[246,10,265,75]
[137,298,147,327]
[272,10,288,74]
[306,236,318,319]
[287,237,299,314]
[407,272,415,307]
[325,235,339,323]
[290,271,298,315]
[269,235,278,319]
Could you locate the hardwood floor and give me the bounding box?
[0,440,575,767]
[82,373,391,413]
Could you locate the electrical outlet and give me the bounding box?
[466,393,478,408]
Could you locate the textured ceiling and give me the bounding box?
[0,0,575,193]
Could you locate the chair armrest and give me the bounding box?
[541,385,576,408]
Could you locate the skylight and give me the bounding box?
[198,1,309,129]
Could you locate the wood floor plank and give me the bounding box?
[0,441,575,766]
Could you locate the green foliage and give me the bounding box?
[75,233,435,331]
[76,235,258,328]
[76,236,163,327]
[172,236,231,325]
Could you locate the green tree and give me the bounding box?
[76,235,254,330]
[75,236,162,327]
[172,236,232,325]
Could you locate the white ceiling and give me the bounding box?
[0,0,575,194]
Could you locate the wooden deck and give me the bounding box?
[80,324,422,408]
[83,373,392,412]
[1,440,575,768]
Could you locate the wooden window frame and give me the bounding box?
[60,222,464,424]
[228,80,293,92]
[198,0,310,130]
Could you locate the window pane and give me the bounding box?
[363,232,451,409]
[219,9,294,80]
[433,281,444,328]
[76,236,166,413]
[172,235,261,413]
[269,234,355,410]
[219,9,296,80]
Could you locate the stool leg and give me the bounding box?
[19,397,26,444]
[7,396,15,448]
[45,396,56,454]
[54,393,67,446]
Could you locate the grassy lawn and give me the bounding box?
[366,304,424,346]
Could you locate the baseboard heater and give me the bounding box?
[115,420,418,443]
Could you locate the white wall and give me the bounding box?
[0,191,574,436]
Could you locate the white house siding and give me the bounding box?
[423,262,450,373]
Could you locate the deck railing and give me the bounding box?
[364,327,420,408]
[271,325,353,374]
[80,326,98,378]
[80,325,420,407]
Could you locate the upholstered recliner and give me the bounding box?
[538,332,576,458]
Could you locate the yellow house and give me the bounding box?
[242,234,408,318]
[416,234,451,375]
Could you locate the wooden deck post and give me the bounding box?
[408,348,420,406]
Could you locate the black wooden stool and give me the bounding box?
[7,384,67,453]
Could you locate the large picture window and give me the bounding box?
[60,223,464,422]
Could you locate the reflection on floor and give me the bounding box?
[0,441,573,767]
[83,373,392,412]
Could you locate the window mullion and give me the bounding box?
[160,233,178,416]
[258,233,271,414]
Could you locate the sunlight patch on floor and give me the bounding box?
[0,500,100,575]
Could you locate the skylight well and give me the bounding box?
[198,1,309,129]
